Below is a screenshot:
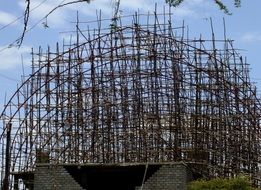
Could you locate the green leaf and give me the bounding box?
[165,0,184,7]
[165,0,241,15]
[214,0,232,15]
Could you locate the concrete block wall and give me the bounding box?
[135,163,192,190]
[34,164,85,190]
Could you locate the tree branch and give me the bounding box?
[165,0,241,15]
[19,0,30,48]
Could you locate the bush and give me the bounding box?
[187,175,256,190]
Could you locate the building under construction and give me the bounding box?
[0,10,261,189]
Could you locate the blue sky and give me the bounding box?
[0,0,260,108]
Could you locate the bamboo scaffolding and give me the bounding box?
[0,11,261,188]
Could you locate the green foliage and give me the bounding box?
[234,0,241,7]
[187,176,256,190]
[165,0,241,15]
[165,0,183,7]
[214,0,231,15]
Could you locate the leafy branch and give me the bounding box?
[165,0,241,15]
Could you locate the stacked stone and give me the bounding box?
[135,163,192,190]
[34,165,85,190]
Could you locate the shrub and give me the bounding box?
[187,175,256,190]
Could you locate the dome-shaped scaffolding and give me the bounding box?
[1,12,261,189]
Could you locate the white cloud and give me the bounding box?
[69,0,112,17]
[0,11,17,26]
[18,0,68,27]
[17,0,210,29]
[171,0,213,19]
[241,32,261,43]
[17,0,152,29]
[186,0,204,6]
[120,0,155,12]
[0,46,31,70]
[16,0,112,29]
[173,6,195,18]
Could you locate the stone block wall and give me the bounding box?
[34,164,85,190]
[34,162,192,190]
[135,163,192,190]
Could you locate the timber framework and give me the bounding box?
[0,10,261,189]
